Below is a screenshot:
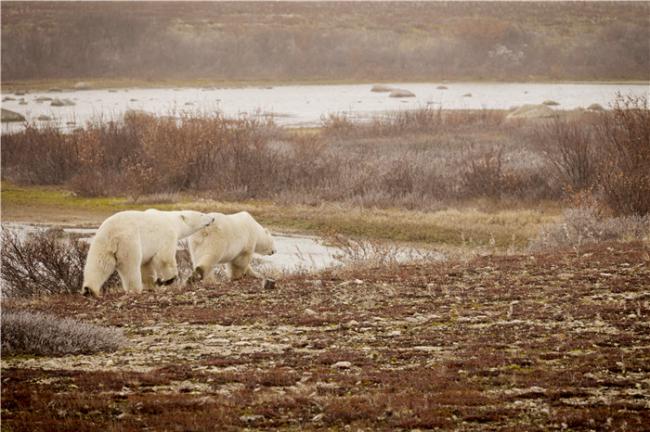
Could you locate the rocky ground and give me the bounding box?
[2,242,650,431]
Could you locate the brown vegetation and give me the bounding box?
[3,96,648,216]
[2,2,649,83]
[2,241,649,430]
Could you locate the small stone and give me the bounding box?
[304,308,317,316]
[240,414,264,423]
[312,413,325,421]
[262,278,276,290]
[332,361,352,369]
[387,330,402,337]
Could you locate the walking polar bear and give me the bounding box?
[82,209,215,297]
[188,211,276,282]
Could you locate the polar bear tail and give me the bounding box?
[82,235,118,298]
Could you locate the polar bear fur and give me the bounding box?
[188,211,275,282]
[82,209,215,297]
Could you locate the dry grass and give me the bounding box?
[529,207,650,252]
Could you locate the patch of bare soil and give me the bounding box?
[2,242,650,431]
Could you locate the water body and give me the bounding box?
[2,82,648,132]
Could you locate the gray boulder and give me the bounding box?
[389,89,416,98]
[1,108,25,122]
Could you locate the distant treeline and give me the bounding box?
[2,2,649,83]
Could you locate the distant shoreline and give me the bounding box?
[3,78,650,93]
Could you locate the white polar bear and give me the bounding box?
[188,211,276,282]
[82,209,215,297]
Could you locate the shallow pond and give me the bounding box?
[2,82,648,132]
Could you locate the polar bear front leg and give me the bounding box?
[188,254,219,283]
[229,252,260,280]
[152,238,180,285]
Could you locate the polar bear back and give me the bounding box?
[95,211,182,262]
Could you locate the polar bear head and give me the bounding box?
[176,210,215,238]
[255,228,276,255]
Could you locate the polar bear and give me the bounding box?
[82,209,215,297]
[188,211,276,282]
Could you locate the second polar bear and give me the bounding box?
[82,209,215,297]
[188,211,276,282]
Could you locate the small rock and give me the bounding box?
[35,96,53,103]
[437,85,448,90]
[262,278,276,290]
[15,90,27,96]
[389,89,416,98]
[344,320,359,329]
[312,413,325,422]
[387,330,402,337]
[304,308,318,316]
[587,103,605,111]
[332,361,352,369]
[463,93,472,97]
[1,108,25,122]
[48,88,63,92]
[37,115,52,121]
[2,97,16,102]
[542,100,560,106]
[240,414,264,423]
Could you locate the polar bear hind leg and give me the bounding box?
[82,236,118,298]
[115,242,144,294]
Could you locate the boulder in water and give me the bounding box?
[587,103,605,111]
[1,108,25,122]
[389,89,416,98]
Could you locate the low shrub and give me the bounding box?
[1,229,89,297]
[597,95,650,216]
[1,309,125,356]
[529,207,650,251]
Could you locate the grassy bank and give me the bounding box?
[1,182,560,250]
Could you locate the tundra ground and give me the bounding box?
[2,241,649,431]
